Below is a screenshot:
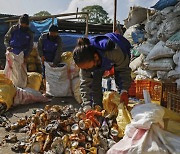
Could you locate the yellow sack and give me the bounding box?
[27,72,42,91]
[0,75,16,110]
[27,63,37,72]
[27,56,36,64]
[103,91,120,116]
[163,107,180,136]
[0,70,4,74]
[30,48,38,57]
[116,103,132,137]
[61,51,73,65]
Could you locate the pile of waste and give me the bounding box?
[0,104,122,153]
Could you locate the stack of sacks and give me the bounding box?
[27,43,41,73]
[128,0,180,86]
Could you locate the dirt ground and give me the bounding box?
[0,97,80,154]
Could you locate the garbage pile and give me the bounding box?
[127,0,180,89]
[1,104,122,153]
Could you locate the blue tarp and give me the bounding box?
[0,23,9,35]
[30,18,58,41]
[60,33,85,51]
[151,0,178,10]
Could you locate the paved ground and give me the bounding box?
[0,97,80,154]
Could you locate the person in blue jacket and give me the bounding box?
[4,14,34,61]
[38,25,62,90]
[38,25,62,75]
[73,32,132,111]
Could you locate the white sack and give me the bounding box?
[157,71,169,80]
[161,6,174,15]
[123,25,137,44]
[175,79,180,90]
[167,65,180,79]
[157,16,180,41]
[146,41,175,60]
[174,2,180,12]
[173,52,180,65]
[45,62,71,97]
[166,31,180,50]
[13,87,49,106]
[134,67,156,79]
[147,33,159,45]
[143,58,175,71]
[137,42,154,55]
[4,51,27,88]
[124,6,149,29]
[135,74,148,80]
[129,54,145,71]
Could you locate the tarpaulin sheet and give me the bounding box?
[30,18,58,41]
[0,22,9,34]
[60,33,85,51]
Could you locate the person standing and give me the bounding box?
[38,25,62,90]
[4,14,33,62]
[4,14,33,88]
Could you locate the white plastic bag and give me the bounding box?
[4,51,27,88]
[134,67,156,79]
[129,54,145,71]
[45,62,71,97]
[107,103,180,154]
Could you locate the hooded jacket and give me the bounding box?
[80,32,132,106]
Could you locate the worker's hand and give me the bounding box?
[120,90,128,106]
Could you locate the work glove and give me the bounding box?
[120,90,128,106]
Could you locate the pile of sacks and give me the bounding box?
[128,0,180,90]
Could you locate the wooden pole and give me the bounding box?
[85,14,89,36]
[113,0,117,32]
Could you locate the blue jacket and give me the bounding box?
[80,33,132,106]
[38,33,62,65]
[4,25,33,57]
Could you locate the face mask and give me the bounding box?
[20,26,28,32]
